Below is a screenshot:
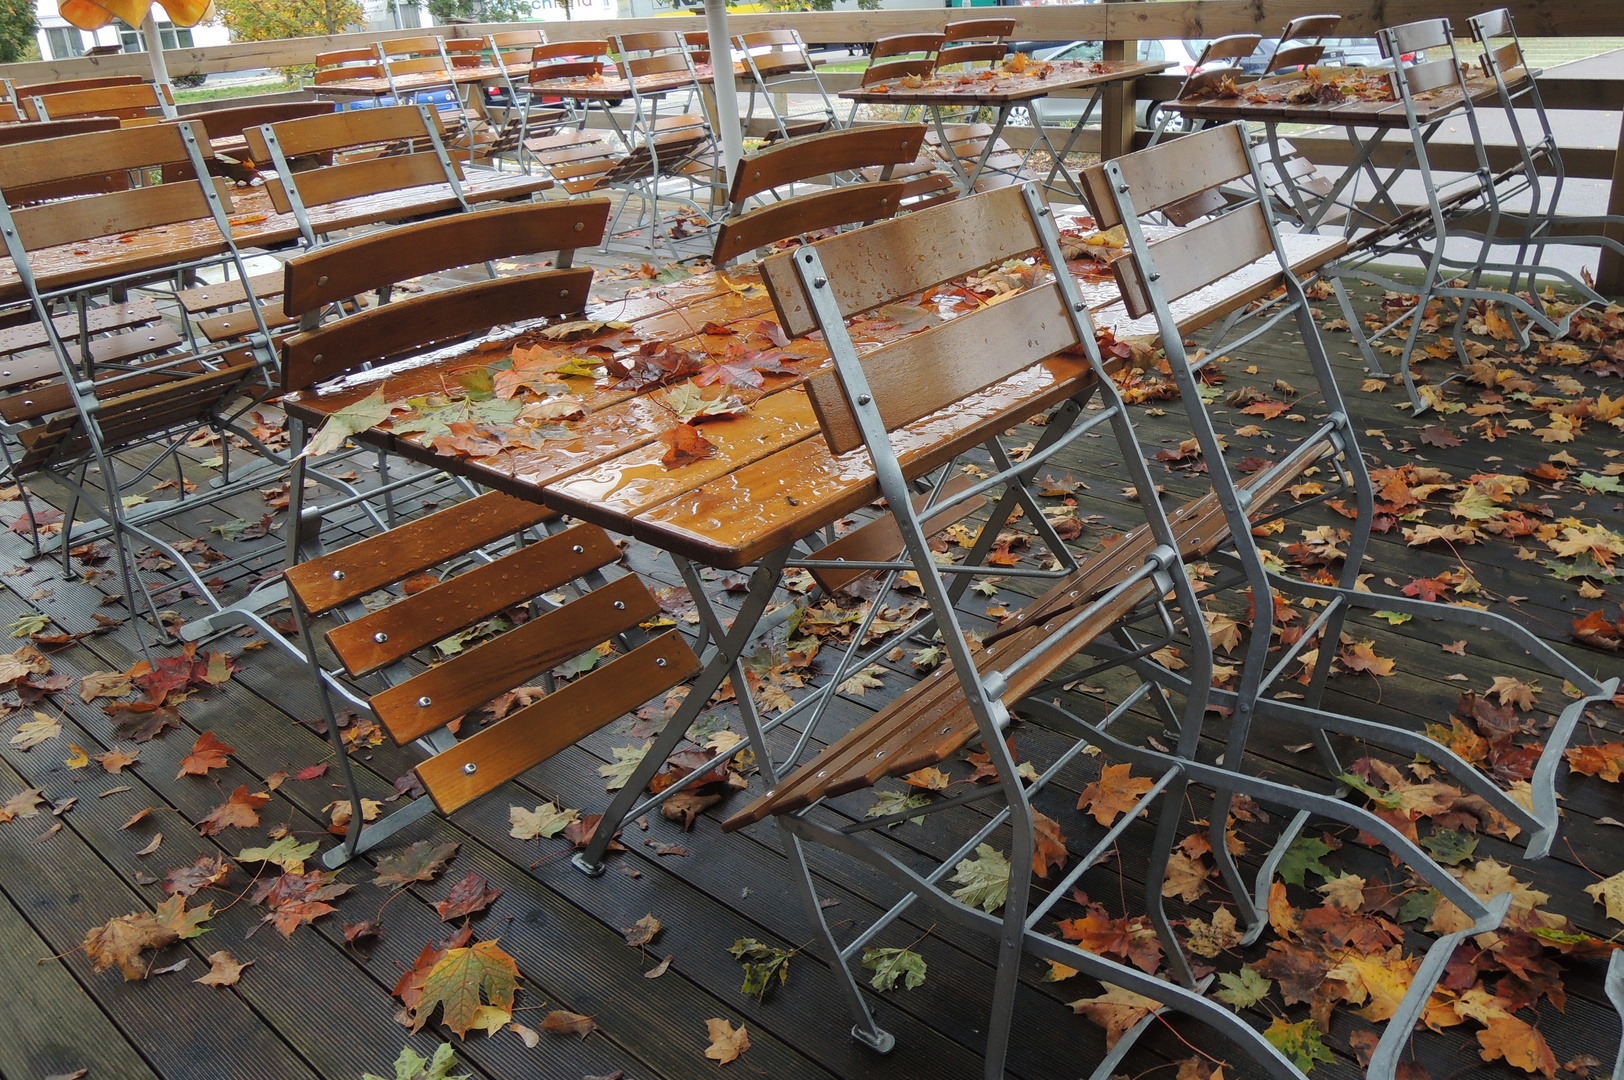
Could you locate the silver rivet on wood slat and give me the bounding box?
[856,394,871,406]
[874,750,886,759]
[463,762,477,774]
[656,657,667,667]
[572,544,584,553]
[417,696,432,707]
[331,570,346,580]
[317,275,328,286]
[374,632,388,643]
[613,601,625,610]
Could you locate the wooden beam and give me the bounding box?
[1599,110,1624,295]
[2,2,1620,85]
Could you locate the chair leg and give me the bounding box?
[777,822,895,1053]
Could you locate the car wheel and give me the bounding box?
[1147,103,1190,135]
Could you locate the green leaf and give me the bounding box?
[1420,829,1478,866]
[1580,472,1624,495]
[1397,887,1440,925]
[6,612,49,637]
[304,389,394,459]
[1214,967,1271,1010]
[555,647,602,678]
[862,946,927,991]
[910,645,946,671]
[1263,1017,1335,1071]
[459,368,496,401]
[1276,835,1334,886]
[392,395,524,445]
[657,382,748,422]
[362,1043,471,1080]
[552,357,605,379]
[864,790,930,826]
[210,519,253,542]
[1196,382,1223,403]
[728,937,792,1000]
[949,844,1010,912]
[1371,610,1412,625]
[1338,772,1403,811]
[654,265,691,284]
[1545,553,1619,582]
[598,741,651,791]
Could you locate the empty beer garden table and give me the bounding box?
[275,196,1345,872]
[839,58,1171,198]
[1168,64,1527,233]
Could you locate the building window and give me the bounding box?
[115,20,196,52]
[45,27,86,60]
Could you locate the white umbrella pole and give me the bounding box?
[703,0,742,187]
[140,9,177,116]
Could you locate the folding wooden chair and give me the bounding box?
[272,199,676,867]
[735,29,842,142]
[1087,123,1616,926]
[1324,17,1608,411]
[310,46,385,90]
[244,103,471,247]
[11,74,145,99]
[1468,8,1624,301]
[711,123,925,265]
[1144,34,1261,145]
[514,40,615,182]
[720,182,1505,1080]
[934,17,1014,73]
[0,122,280,656]
[1257,14,1341,75]
[848,32,944,124]
[471,27,550,167]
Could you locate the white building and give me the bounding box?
[33,0,232,64]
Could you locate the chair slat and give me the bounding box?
[279,267,593,392]
[1113,201,1275,319]
[805,279,1075,456]
[278,150,458,210]
[763,182,1036,339]
[1382,17,1452,58]
[942,18,1015,41]
[245,105,430,160]
[1266,44,1325,72]
[0,123,200,191]
[416,631,701,813]
[285,490,555,615]
[11,182,218,252]
[327,523,621,676]
[1402,56,1464,96]
[728,123,925,203]
[374,572,656,743]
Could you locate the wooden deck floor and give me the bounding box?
[1,269,1622,1080]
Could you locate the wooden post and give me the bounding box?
[1099,1,1137,161]
[1598,110,1624,297]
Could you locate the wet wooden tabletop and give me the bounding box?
[840,59,1170,107]
[1169,65,1526,126]
[281,226,1345,570]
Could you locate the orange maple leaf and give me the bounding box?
[1077,763,1155,826]
[1339,640,1395,677]
[1032,810,1068,878]
[177,731,234,778]
[1476,1015,1557,1078]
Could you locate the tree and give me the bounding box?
[425,0,537,22]
[213,0,365,44]
[0,0,37,65]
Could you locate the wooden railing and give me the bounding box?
[2,0,1622,286]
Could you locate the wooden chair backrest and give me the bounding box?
[614,30,685,56]
[27,82,171,122]
[1381,17,1453,58]
[1194,33,1262,67]
[282,197,610,315]
[1081,122,1275,320]
[1276,13,1341,43]
[1471,8,1513,43]
[312,46,383,84]
[246,105,457,215]
[713,181,907,266]
[528,58,610,83]
[489,28,547,51]
[380,35,446,60]
[0,122,223,253]
[728,122,925,203]
[870,32,944,60]
[1264,44,1325,73]
[773,185,1082,456]
[736,29,813,77]
[527,39,608,65]
[443,38,485,57]
[622,51,693,83]
[1398,54,1466,96]
[943,18,1015,41]
[11,75,144,98]
[861,58,936,87]
[286,509,700,815]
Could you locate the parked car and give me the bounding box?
[1028,39,1205,133]
[1237,36,1423,75]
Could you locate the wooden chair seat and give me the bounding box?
[286,500,702,816]
[0,323,187,417]
[0,299,161,358]
[724,450,1321,831]
[175,271,284,316]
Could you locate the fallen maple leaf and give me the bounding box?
[374,840,460,889]
[436,872,501,922]
[197,785,270,835]
[1032,810,1068,878]
[509,802,579,840]
[163,854,231,897]
[624,913,661,948]
[78,670,133,702]
[177,731,234,778]
[1340,640,1396,676]
[1069,983,1161,1049]
[194,950,252,987]
[83,895,212,980]
[1077,763,1155,826]
[252,869,355,936]
[0,786,45,822]
[10,712,61,750]
[704,1018,751,1064]
[412,938,521,1038]
[541,1010,596,1038]
[1567,742,1624,782]
[1477,1014,1557,1077]
[658,424,717,469]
